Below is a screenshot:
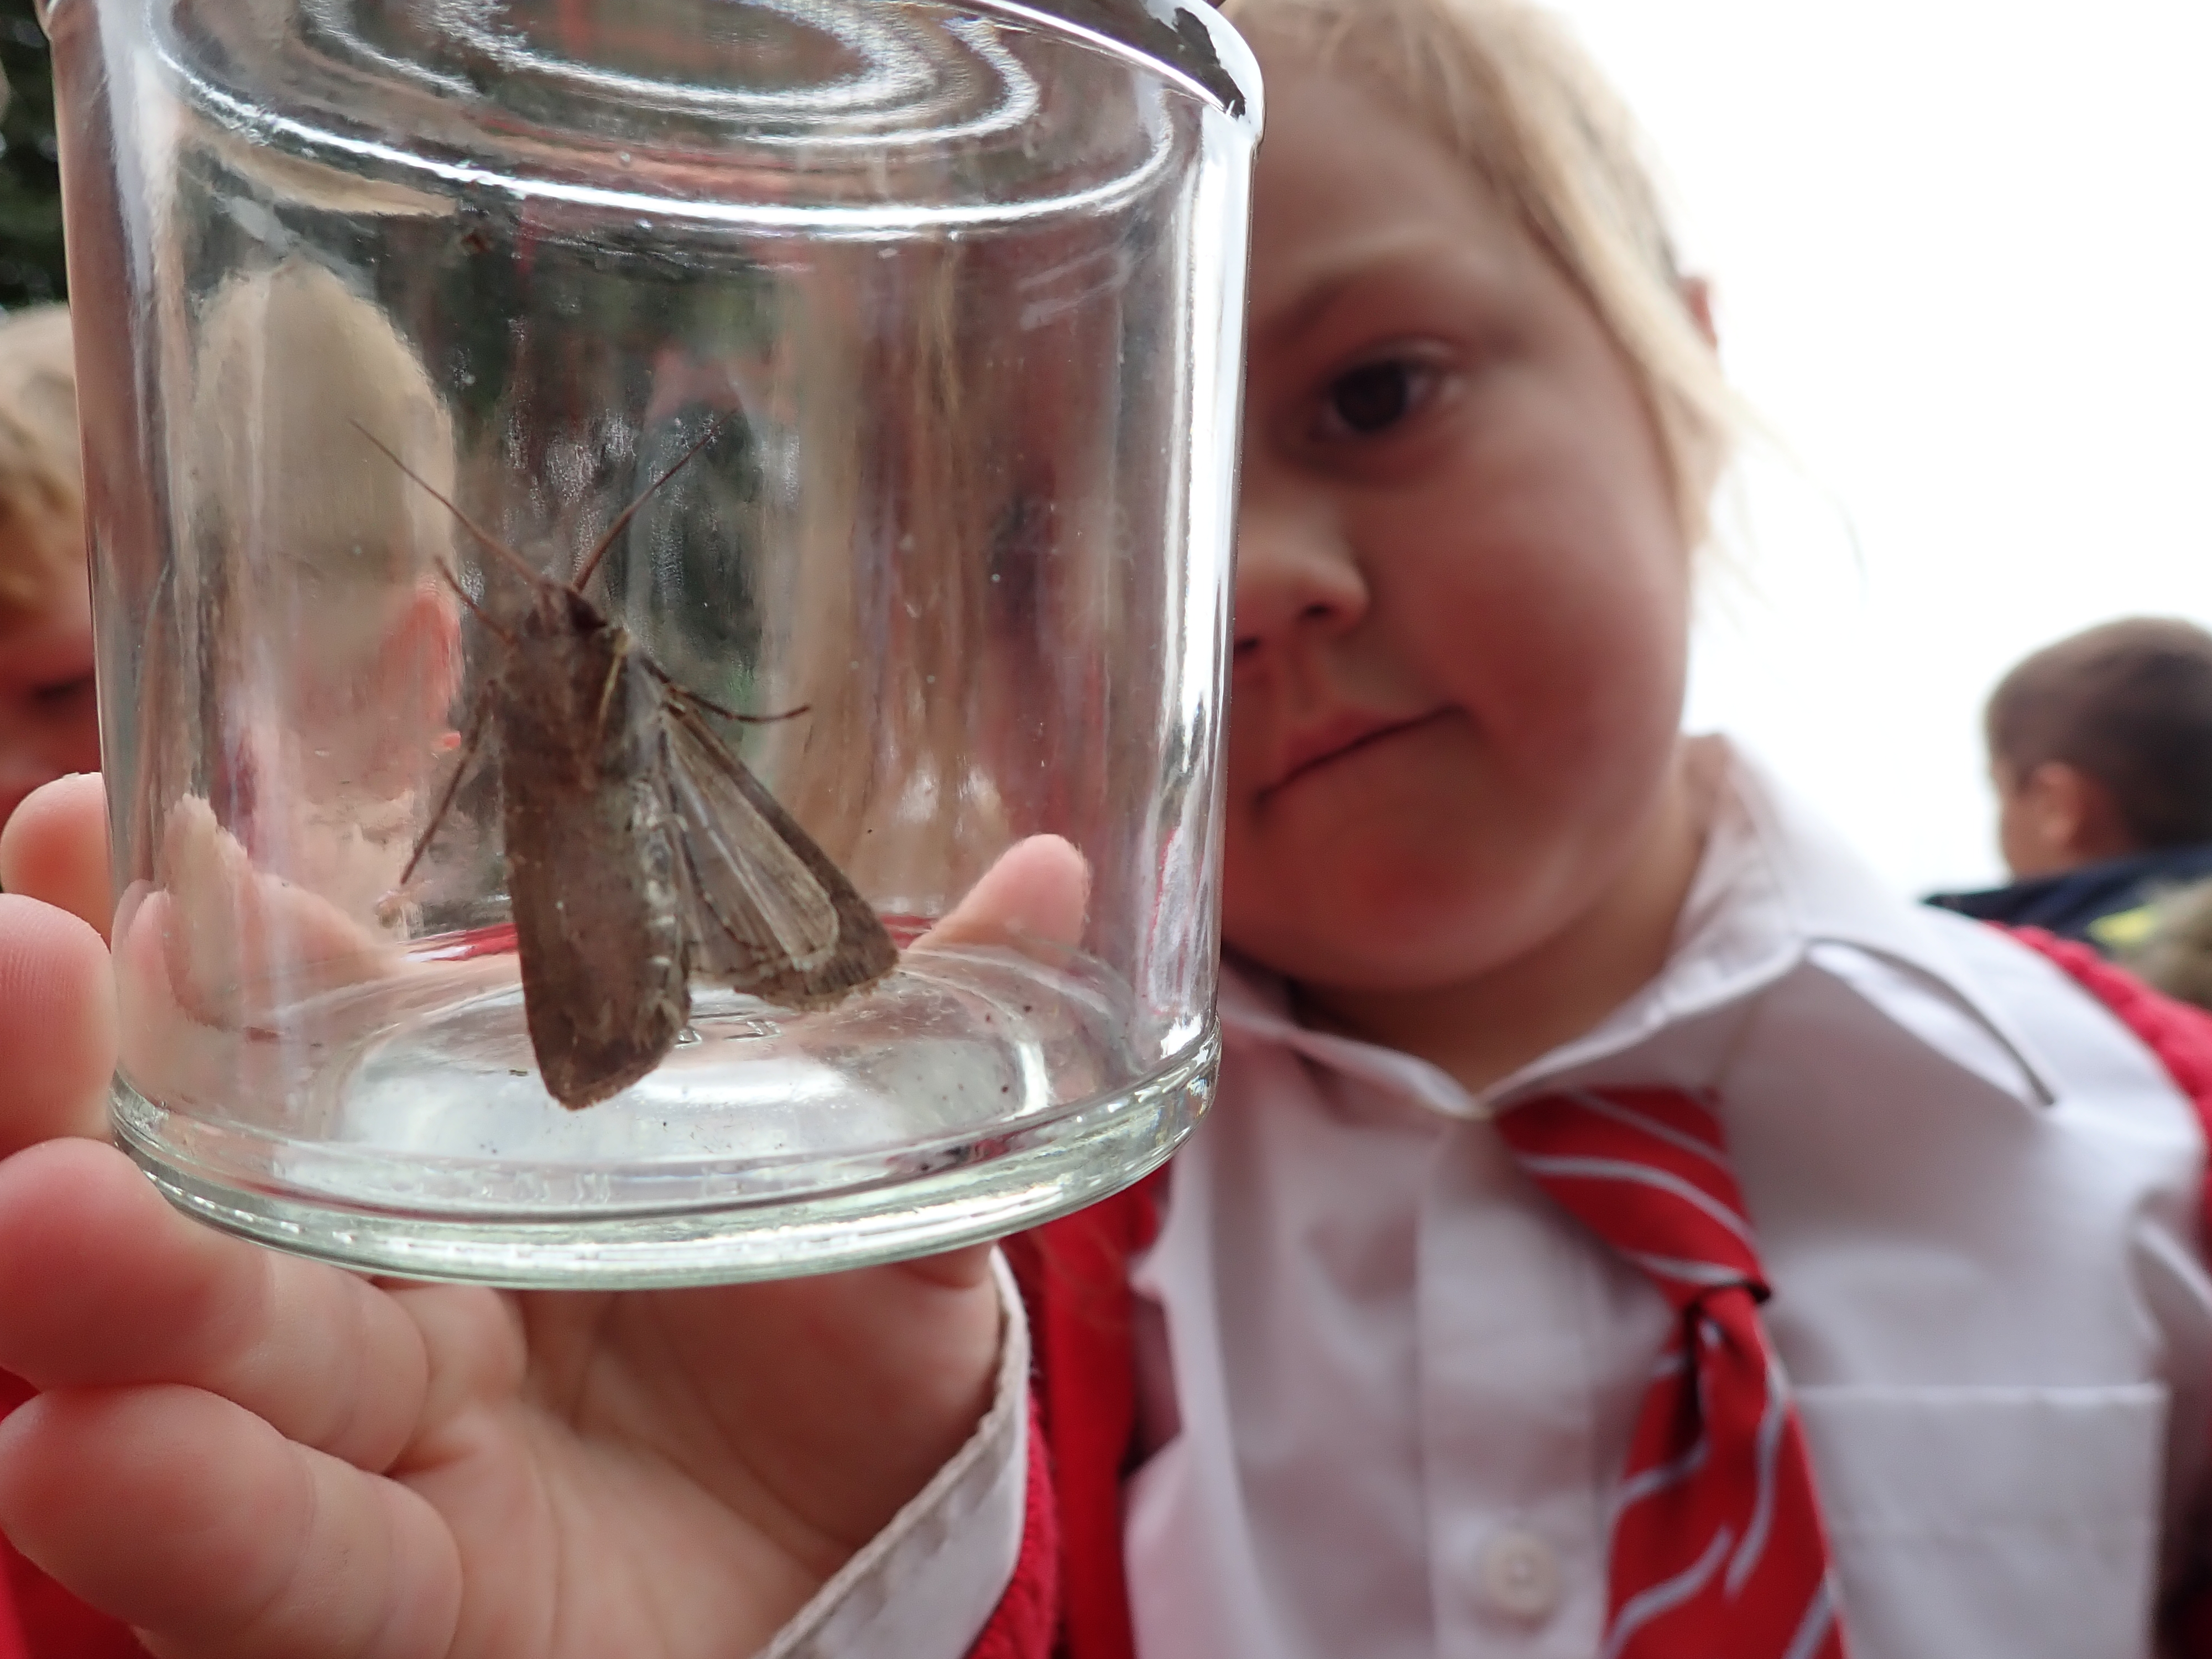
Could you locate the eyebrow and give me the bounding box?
[1255,234,1513,348]
[1260,265,1370,348]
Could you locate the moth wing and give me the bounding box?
[660,696,896,1008]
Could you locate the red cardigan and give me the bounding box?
[7,929,2212,1659]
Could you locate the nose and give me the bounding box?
[1231,494,1369,669]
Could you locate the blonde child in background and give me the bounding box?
[0,305,97,838]
[4,3,2212,1658]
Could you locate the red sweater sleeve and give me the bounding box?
[994,1176,1162,1659]
[0,1371,144,1659]
[1998,928,2212,1656]
[966,1406,1061,1659]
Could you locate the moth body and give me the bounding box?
[495,587,690,1108]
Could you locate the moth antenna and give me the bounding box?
[570,423,722,596]
[351,420,547,593]
[398,695,492,889]
[426,553,515,645]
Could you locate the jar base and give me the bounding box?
[112,1027,1213,1287]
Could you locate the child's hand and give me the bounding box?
[0,775,1083,1658]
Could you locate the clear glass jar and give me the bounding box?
[44,0,1259,1284]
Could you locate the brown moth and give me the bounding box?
[361,425,897,1109]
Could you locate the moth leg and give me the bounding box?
[397,695,492,888]
[593,633,630,741]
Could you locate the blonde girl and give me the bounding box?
[1,4,2206,1658]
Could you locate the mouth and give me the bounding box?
[1261,709,1443,799]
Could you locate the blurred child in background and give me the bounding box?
[1930,617,2212,964]
[0,305,96,839]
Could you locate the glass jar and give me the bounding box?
[42,0,1259,1284]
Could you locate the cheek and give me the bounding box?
[1442,366,1694,752]
[1399,505,1689,794]
[1221,557,1691,985]
[1222,711,1674,987]
[1498,588,1687,807]
[1994,794,2037,867]
[1222,728,1490,915]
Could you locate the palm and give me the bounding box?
[367,1272,997,1658]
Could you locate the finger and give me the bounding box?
[918,833,1091,952]
[0,891,117,1152]
[904,835,1089,1276]
[0,1385,461,1659]
[152,795,393,1031]
[0,772,112,940]
[0,1139,438,1471]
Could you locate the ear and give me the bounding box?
[1679,276,1718,351]
[2004,761,2136,877]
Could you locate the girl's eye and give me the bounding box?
[1315,357,1441,440]
[32,674,94,709]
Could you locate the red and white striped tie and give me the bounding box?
[1494,1087,1847,1659]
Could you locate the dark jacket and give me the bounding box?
[1927,841,2212,951]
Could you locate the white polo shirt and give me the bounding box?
[768,739,2212,1659]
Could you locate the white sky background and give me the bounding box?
[1542,2,2212,896]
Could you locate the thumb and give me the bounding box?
[916,834,1090,953]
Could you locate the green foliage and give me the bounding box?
[0,0,65,306]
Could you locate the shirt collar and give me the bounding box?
[1216,735,2063,1119]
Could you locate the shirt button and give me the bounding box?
[1480,1529,1563,1622]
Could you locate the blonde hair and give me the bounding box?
[149,258,463,919]
[1223,0,1737,545]
[0,304,85,615]
[185,256,457,599]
